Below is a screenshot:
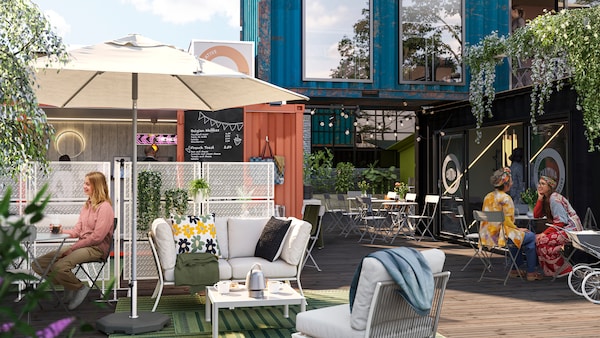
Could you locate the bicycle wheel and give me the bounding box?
[582,271,600,304]
[568,265,593,296]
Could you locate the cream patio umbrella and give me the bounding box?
[33,34,308,334]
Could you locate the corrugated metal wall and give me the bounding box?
[243,103,305,218]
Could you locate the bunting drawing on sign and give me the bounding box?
[197,112,243,131]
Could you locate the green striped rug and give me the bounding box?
[109,289,348,338]
[109,290,445,337]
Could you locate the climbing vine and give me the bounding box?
[464,7,600,150]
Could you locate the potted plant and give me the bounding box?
[190,178,210,203]
[358,180,371,196]
[520,188,538,216]
[394,181,409,200]
[335,162,355,193]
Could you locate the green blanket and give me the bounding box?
[174,253,219,294]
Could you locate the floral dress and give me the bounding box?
[534,192,582,277]
[480,190,524,249]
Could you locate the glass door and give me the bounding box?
[439,132,466,236]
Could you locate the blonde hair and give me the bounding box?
[86,171,112,209]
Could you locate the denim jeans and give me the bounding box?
[510,231,537,273]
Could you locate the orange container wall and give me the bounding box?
[243,104,305,218]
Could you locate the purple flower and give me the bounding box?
[0,322,14,332]
[36,317,75,338]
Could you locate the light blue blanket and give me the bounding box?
[349,247,434,316]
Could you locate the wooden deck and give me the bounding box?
[8,214,600,337]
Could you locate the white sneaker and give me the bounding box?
[68,285,90,310]
[63,289,75,304]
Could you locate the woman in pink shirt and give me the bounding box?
[33,171,114,310]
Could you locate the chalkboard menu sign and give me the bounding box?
[184,109,244,162]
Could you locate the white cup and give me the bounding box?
[213,281,231,294]
[268,280,283,294]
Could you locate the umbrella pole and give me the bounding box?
[130,73,139,319]
[96,73,169,334]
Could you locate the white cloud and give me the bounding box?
[124,0,239,27]
[42,9,71,38]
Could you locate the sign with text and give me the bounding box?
[136,133,177,145]
[184,109,244,162]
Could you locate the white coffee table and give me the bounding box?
[205,283,306,338]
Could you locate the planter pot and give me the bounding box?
[303,185,313,199]
[195,191,207,204]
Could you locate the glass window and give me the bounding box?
[303,0,372,82]
[400,0,463,84]
[528,123,568,195]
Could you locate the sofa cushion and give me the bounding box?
[218,258,232,280]
[228,217,270,258]
[350,248,445,331]
[214,217,229,259]
[296,305,364,338]
[171,214,220,256]
[280,218,311,266]
[151,218,177,272]
[254,217,292,262]
[228,257,297,280]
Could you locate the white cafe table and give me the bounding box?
[515,214,546,233]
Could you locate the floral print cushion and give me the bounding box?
[171,214,220,257]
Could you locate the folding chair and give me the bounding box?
[302,204,324,271]
[356,196,388,244]
[407,194,440,241]
[584,207,598,230]
[472,210,521,285]
[458,205,491,272]
[73,218,117,301]
[337,194,361,237]
[323,193,344,232]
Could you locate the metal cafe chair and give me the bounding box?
[302,204,325,271]
[356,196,388,244]
[407,194,440,241]
[458,205,491,272]
[472,210,521,285]
[73,218,117,301]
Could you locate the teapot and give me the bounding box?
[245,263,266,298]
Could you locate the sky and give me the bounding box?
[32,0,241,51]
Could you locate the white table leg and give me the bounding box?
[301,298,306,312]
[212,303,218,338]
[205,292,211,322]
[284,304,289,318]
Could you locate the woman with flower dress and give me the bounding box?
[480,167,541,281]
[534,175,582,277]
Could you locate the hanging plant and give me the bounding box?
[464,7,600,150]
[463,31,507,143]
[164,188,188,217]
[137,170,162,232]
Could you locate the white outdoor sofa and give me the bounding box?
[148,216,312,312]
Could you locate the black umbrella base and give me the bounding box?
[96,311,170,334]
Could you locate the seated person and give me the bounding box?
[480,167,542,281]
[534,175,582,277]
[143,144,159,161]
[33,171,114,310]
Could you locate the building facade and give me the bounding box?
[241,0,599,237]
